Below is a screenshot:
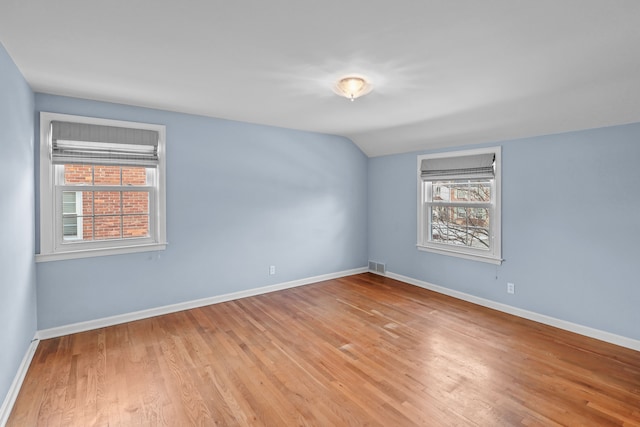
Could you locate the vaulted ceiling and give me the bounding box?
[1,1,639,156]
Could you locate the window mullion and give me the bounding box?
[119,166,123,240]
[427,201,493,209]
[57,185,151,191]
[119,190,123,239]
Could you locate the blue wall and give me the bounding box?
[368,124,640,341]
[0,44,37,407]
[35,94,369,329]
[2,40,639,412]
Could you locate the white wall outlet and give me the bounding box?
[507,282,515,294]
[269,265,276,275]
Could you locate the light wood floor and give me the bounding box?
[8,273,640,426]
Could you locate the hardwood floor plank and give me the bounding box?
[7,273,640,426]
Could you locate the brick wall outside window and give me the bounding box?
[64,165,149,240]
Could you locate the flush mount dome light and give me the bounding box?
[333,75,372,101]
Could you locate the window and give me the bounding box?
[62,190,83,240]
[417,147,501,264]
[38,113,167,261]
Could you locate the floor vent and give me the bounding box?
[368,261,386,275]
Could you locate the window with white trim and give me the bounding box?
[38,112,167,262]
[417,147,502,264]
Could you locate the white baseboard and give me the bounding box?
[37,267,368,340]
[384,271,640,352]
[0,337,39,427]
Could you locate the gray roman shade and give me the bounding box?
[51,121,159,167]
[421,153,495,181]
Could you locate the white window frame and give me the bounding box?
[417,146,502,265]
[37,112,167,262]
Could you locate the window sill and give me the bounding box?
[36,242,167,263]
[417,244,503,265]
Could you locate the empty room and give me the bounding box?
[1,1,639,425]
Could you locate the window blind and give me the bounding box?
[420,153,495,181]
[50,121,159,167]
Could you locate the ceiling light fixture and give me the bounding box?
[334,75,372,101]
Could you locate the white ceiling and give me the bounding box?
[1,1,639,157]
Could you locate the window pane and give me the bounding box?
[123,215,149,238]
[433,184,450,201]
[62,191,77,214]
[94,165,122,185]
[455,187,468,201]
[59,168,155,244]
[470,207,488,221]
[94,216,122,240]
[122,192,149,214]
[63,164,93,185]
[431,180,491,203]
[469,181,491,202]
[62,216,78,239]
[81,191,93,215]
[94,191,121,215]
[82,215,94,241]
[430,206,491,249]
[122,167,148,186]
[60,190,154,242]
[62,191,79,241]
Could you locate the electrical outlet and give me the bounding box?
[507,282,515,294]
[269,265,276,275]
